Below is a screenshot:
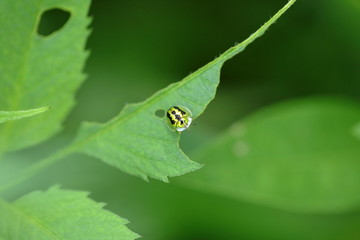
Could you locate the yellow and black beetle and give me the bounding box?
[166,106,192,132]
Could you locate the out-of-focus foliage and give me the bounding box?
[0,186,139,240]
[61,0,360,239]
[0,0,90,153]
[180,96,360,213]
[1,0,360,239]
[0,0,139,238]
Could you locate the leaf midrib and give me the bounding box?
[0,199,61,240]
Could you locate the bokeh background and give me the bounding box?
[3,0,360,239]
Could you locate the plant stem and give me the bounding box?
[0,144,76,195]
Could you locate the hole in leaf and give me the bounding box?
[38,8,70,37]
[155,109,165,118]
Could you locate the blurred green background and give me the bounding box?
[2,0,360,239]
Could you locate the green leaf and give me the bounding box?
[0,186,139,240]
[0,107,50,124]
[0,0,90,153]
[180,96,360,213]
[72,0,296,181]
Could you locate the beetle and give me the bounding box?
[166,106,192,132]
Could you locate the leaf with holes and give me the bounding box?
[179,96,360,213]
[0,186,139,240]
[0,0,90,153]
[0,107,50,124]
[72,1,296,181]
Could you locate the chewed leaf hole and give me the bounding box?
[38,8,70,37]
[155,109,165,118]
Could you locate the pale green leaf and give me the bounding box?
[0,0,90,153]
[72,0,296,181]
[0,186,139,240]
[180,96,360,213]
[0,106,50,124]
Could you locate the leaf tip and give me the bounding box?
[42,106,51,112]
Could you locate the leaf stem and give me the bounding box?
[0,144,76,195]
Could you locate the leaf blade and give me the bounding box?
[0,0,91,152]
[73,0,296,181]
[0,186,139,240]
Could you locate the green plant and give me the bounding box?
[4,0,360,239]
[0,0,296,238]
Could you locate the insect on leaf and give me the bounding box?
[0,0,91,153]
[0,107,50,124]
[0,186,140,240]
[72,0,296,181]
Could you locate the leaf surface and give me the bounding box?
[73,0,296,181]
[0,186,139,240]
[180,96,360,213]
[0,0,90,152]
[0,107,49,124]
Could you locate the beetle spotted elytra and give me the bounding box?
[166,106,192,132]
